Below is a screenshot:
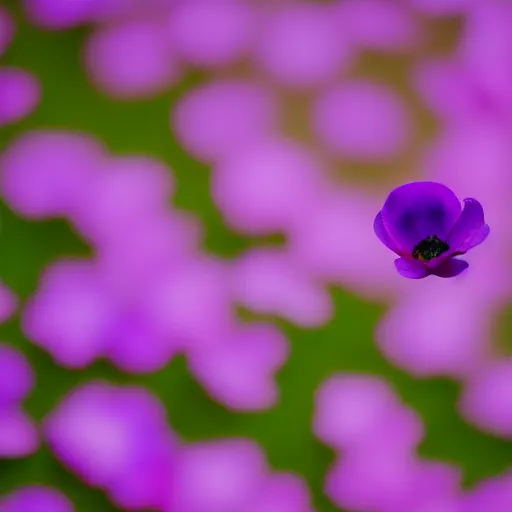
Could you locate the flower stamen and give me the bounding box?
[412,235,449,261]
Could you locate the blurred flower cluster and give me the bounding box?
[1,0,512,511]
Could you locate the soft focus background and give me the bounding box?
[1,0,512,511]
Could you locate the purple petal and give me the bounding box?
[373,211,403,255]
[382,182,461,253]
[0,408,40,458]
[432,258,469,278]
[0,486,74,512]
[394,258,430,279]
[447,198,489,254]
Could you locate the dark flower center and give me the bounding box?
[412,235,449,261]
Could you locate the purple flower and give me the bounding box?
[0,281,17,325]
[0,68,41,127]
[374,181,490,279]
[459,359,512,438]
[45,381,176,510]
[0,6,15,57]
[168,438,314,512]
[0,344,39,458]
[0,486,74,512]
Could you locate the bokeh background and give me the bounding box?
[1,0,512,511]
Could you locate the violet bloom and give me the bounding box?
[0,130,105,219]
[459,359,512,438]
[188,322,289,411]
[0,486,74,512]
[0,68,41,127]
[0,6,15,57]
[0,344,39,458]
[374,182,490,279]
[231,248,333,328]
[45,381,176,510]
[85,19,180,99]
[0,281,17,324]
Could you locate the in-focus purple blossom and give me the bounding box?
[0,486,74,512]
[375,181,490,279]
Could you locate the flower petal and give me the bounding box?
[432,258,469,278]
[382,182,461,253]
[394,258,430,279]
[373,211,403,255]
[447,198,489,254]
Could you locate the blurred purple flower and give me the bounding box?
[460,360,512,438]
[462,472,512,512]
[313,81,411,162]
[168,438,314,512]
[169,438,267,512]
[288,188,400,301]
[0,344,39,458]
[0,344,34,408]
[375,181,490,279]
[94,209,202,297]
[212,137,326,235]
[0,131,105,219]
[23,259,178,373]
[188,322,289,411]
[0,281,17,325]
[141,257,235,352]
[333,0,422,53]
[412,58,499,123]
[231,247,333,328]
[85,18,180,99]
[23,0,101,29]
[315,373,462,511]
[0,68,41,127]
[421,124,511,259]
[0,6,15,57]
[0,486,74,512]
[457,2,512,115]
[253,4,352,89]
[168,1,258,69]
[45,381,176,510]
[327,454,460,512]
[313,374,423,453]
[376,282,493,378]
[70,155,175,243]
[23,260,116,368]
[245,473,315,512]
[172,79,279,163]
[410,0,479,17]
